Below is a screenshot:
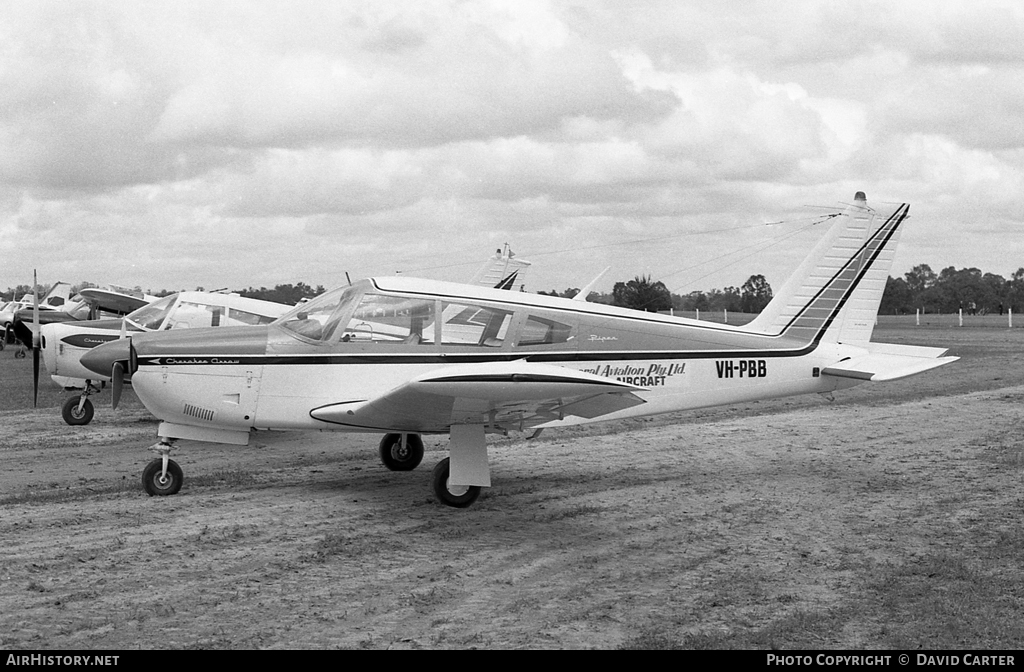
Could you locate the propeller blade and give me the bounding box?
[32,270,39,407]
[33,344,39,407]
[128,337,138,376]
[111,361,124,410]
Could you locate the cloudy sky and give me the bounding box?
[2,0,1023,298]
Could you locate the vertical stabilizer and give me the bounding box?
[470,245,532,291]
[745,193,907,345]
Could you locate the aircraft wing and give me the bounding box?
[79,288,152,315]
[822,343,958,382]
[309,361,647,432]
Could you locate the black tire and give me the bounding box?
[142,458,183,496]
[15,348,25,359]
[378,433,424,471]
[431,457,481,508]
[61,396,94,426]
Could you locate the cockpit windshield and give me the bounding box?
[125,294,177,330]
[275,285,360,341]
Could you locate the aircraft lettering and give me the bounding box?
[578,362,686,387]
[715,359,767,379]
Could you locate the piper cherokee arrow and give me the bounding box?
[81,193,957,507]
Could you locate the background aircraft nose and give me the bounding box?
[80,338,130,377]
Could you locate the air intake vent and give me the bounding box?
[183,403,215,422]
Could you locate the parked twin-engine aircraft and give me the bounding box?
[40,291,292,425]
[81,193,957,507]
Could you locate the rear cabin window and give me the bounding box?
[441,303,512,347]
[517,315,575,347]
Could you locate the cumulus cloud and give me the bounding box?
[1,0,1023,294]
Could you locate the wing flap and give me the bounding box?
[310,361,646,431]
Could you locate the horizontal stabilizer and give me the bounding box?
[822,343,958,382]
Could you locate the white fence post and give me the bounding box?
[959,308,963,327]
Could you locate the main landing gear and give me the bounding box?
[378,432,483,508]
[431,457,481,508]
[378,433,424,471]
[132,431,486,508]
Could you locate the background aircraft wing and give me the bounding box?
[79,288,153,315]
[309,361,646,432]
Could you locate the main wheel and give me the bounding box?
[61,396,94,426]
[378,433,424,471]
[142,458,183,496]
[431,457,481,508]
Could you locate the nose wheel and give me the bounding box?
[61,395,95,426]
[142,440,183,496]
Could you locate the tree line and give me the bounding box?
[538,273,774,314]
[879,265,1024,315]
[5,265,1024,316]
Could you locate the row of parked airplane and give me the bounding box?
[10,246,532,424]
[15,197,957,508]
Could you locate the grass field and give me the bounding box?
[1,323,1022,649]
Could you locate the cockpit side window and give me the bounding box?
[167,301,224,329]
[126,294,177,330]
[339,294,436,344]
[278,286,357,341]
[227,307,278,326]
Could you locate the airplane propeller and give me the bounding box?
[32,270,40,407]
[111,361,125,409]
[110,317,137,410]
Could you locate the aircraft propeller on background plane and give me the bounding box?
[31,270,40,407]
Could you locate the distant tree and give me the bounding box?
[238,282,324,305]
[612,275,672,312]
[740,274,773,313]
[879,276,913,314]
[707,286,743,312]
[904,264,937,295]
[675,290,710,312]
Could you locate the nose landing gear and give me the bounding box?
[142,440,182,496]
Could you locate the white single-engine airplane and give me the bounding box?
[81,193,957,507]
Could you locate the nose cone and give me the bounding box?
[81,338,131,377]
[81,325,271,377]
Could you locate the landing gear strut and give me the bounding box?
[142,440,183,496]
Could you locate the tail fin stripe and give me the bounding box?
[779,204,908,343]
